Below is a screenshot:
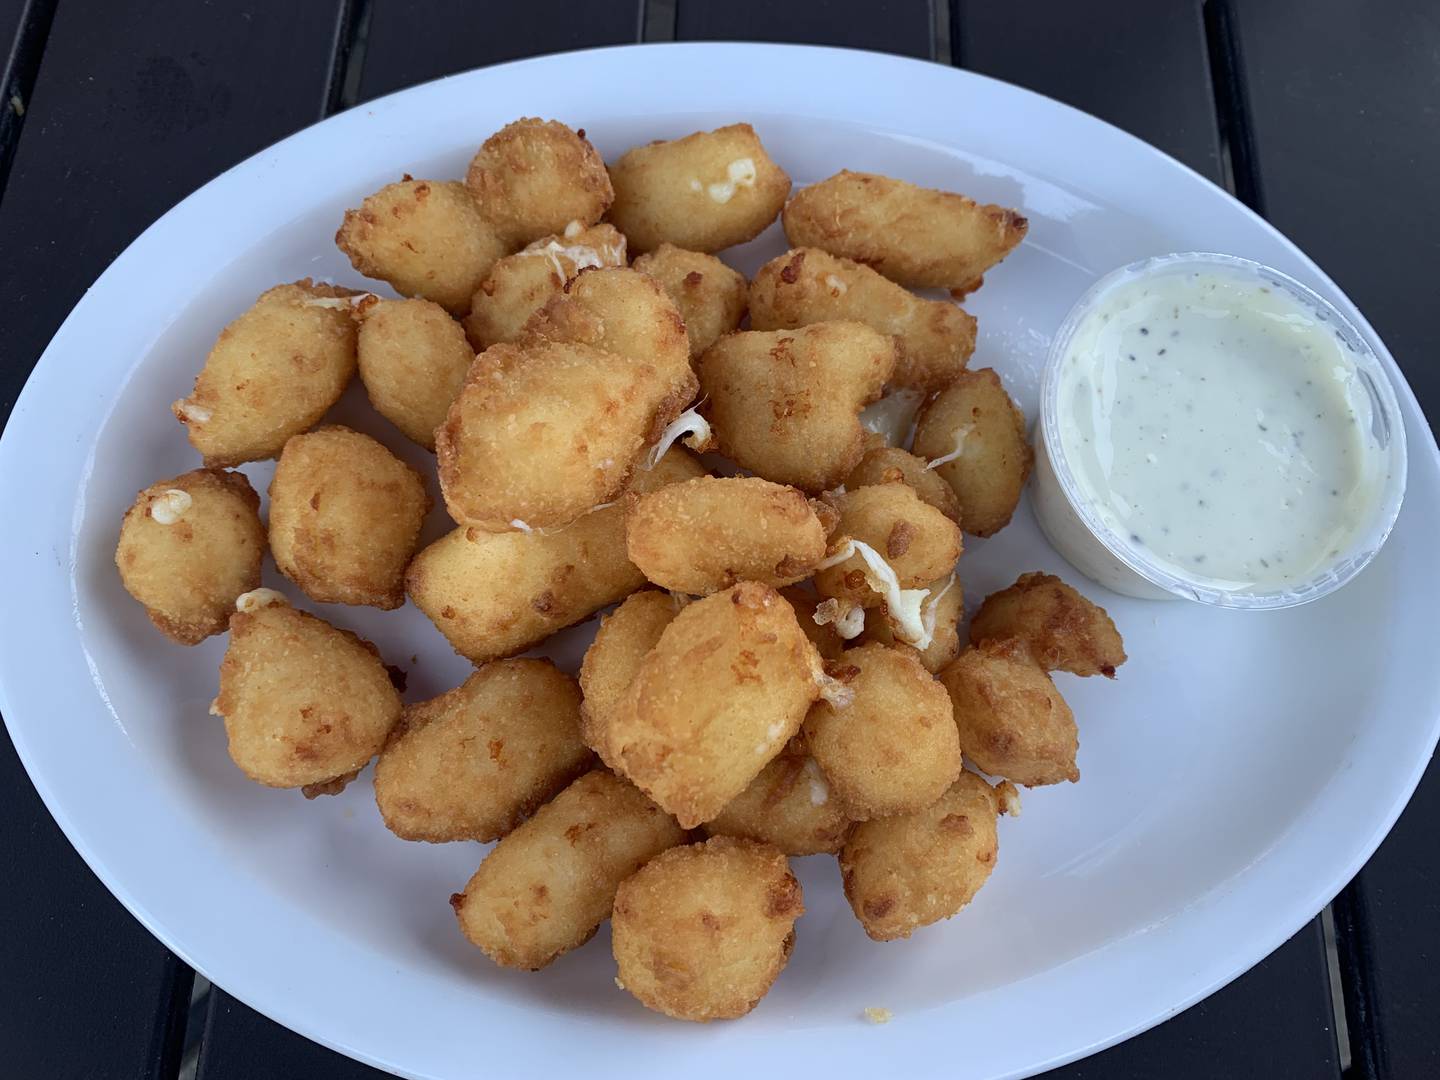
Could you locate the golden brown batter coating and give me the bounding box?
[374,659,592,843]
[434,339,681,532]
[114,468,265,644]
[462,223,626,350]
[912,368,1032,538]
[267,426,429,609]
[607,582,823,828]
[631,244,747,359]
[578,590,679,769]
[607,123,790,254]
[172,281,359,467]
[212,595,401,791]
[862,573,964,673]
[465,118,613,248]
[698,321,894,493]
[939,638,1078,786]
[406,449,704,664]
[845,445,962,523]
[355,297,474,450]
[814,483,962,609]
[703,736,850,856]
[840,772,1015,940]
[970,572,1126,678]
[612,837,803,1020]
[451,769,683,970]
[336,179,504,314]
[783,171,1027,293]
[749,247,976,392]
[803,642,961,820]
[625,476,828,594]
[520,265,695,411]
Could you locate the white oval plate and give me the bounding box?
[1,43,1436,1080]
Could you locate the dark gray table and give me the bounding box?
[1,2,1434,1077]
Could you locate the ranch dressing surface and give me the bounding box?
[1055,268,1378,590]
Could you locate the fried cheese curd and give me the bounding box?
[631,244,747,358]
[612,837,803,1021]
[267,426,429,610]
[749,247,977,392]
[912,368,1032,538]
[451,769,683,971]
[374,659,593,843]
[519,265,694,407]
[607,123,790,254]
[607,583,824,829]
[698,321,895,493]
[355,297,474,450]
[335,179,504,315]
[172,281,360,467]
[970,572,1127,679]
[702,735,849,856]
[625,475,828,594]
[578,590,678,769]
[407,449,704,664]
[862,573,964,673]
[435,343,685,533]
[114,469,265,645]
[465,118,613,248]
[782,170,1028,294]
[211,593,401,792]
[939,637,1078,786]
[803,642,961,820]
[462,222,627,350]
[813,482,962,610]
[840,771,1017,941]
[844,445,961,523]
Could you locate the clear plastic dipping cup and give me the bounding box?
[1032,252,1408,609]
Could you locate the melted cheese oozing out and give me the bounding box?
[174,400,212,425]
[524,240,611,284]
[235,588,288,613]
[815,540,933,648]
[803,758,830,806]
[925,424,973,470]
[645,408,711,468]
[919,574,956,642]
[706,158,757,204]
[813,597,864,640]
[149,488,192,525]
[860,389,926,447]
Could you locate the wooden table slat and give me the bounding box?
[0,2,353,1077]
[355,0,644,103]
[675,0,935,60]
[1039,922,1339,1078]
[951,0,1220,182]
[1217,4,1440,1076]
[197,995,391,1080]
[0,734,194,1080]
[0,0,58,197]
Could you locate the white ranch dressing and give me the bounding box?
[1055,268,1378,590]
